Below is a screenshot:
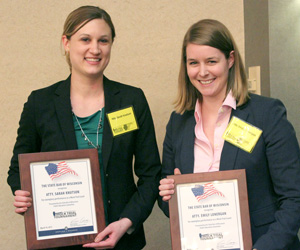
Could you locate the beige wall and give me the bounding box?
[269,0,300,143]
[0,1,244,249]
[244,0,270,97]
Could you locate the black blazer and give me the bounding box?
[159,94,300,250]
[8,76,161,250]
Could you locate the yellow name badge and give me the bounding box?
[223,116,262,153]
[107,106,139,136]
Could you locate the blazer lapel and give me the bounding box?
[220,105,249,171]
[102,76,121,172]
[180,111,195,174]
[54,76,78,150]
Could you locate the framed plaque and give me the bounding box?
[168,169,252,250]
[19,148,105,250]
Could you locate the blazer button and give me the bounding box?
[106,174,109,177]
[108,200,111,204]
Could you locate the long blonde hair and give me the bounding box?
[175,19,249,114]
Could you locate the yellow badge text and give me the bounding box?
[223,116,262,153]
[107,106,139,136]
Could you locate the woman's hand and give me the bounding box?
[14,190,32,215]
[159,168,181,202]
[83,218,132,249]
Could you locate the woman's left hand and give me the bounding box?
[83,218,132,249]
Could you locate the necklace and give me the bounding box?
[73,109,103,149]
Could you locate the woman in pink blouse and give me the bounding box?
[158,19,300,250]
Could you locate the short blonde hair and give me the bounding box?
[175,19,249,114]
[62,6,116,71]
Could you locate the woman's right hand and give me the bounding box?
[14,190,32,215]
[159,168,181,202]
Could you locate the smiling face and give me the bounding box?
[186,44,234,103]
[62,18,112,79]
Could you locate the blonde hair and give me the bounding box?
[62,6,116,71]
[175,19,249,114]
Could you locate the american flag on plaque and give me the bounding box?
[45,161,78,180]
[191,183,225,202]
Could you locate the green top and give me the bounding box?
[73,108,108,225]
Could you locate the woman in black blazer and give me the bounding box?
[7,6,161,250]
[158,19,300,250]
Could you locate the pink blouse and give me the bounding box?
[194,92,236,173]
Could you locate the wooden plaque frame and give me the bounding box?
[19,148,105,250]
[168,169,252,250]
